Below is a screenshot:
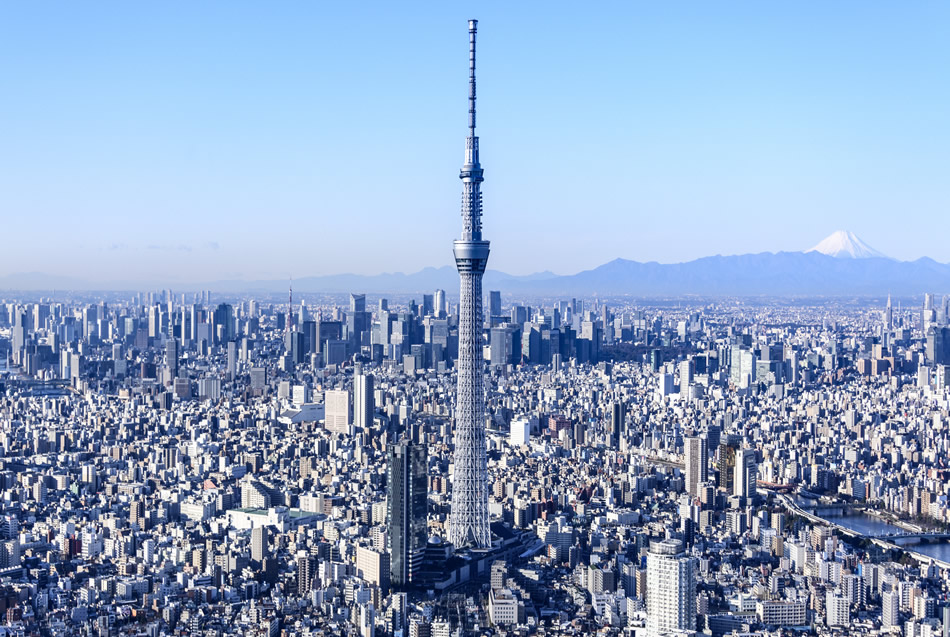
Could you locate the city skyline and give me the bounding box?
[2,2,950,283]
[5,8,950,636]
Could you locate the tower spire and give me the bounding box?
[468,19,477,139]
[460,19,483,242]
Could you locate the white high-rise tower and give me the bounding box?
[646,539,697,636]
[684,435,707,497]
[448,19,491,549]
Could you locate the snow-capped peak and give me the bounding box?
[807,230,888,259]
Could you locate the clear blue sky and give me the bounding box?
[1,1,948,284]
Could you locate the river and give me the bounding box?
[828,513,950,562]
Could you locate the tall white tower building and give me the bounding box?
[735,448,758,499]
[646,539,696,636]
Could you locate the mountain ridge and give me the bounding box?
[3,250,949,296]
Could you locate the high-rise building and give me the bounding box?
[718,436,740,493]
[610,401,625,447]
[735,448,757,499]
[356,545,391,595]
[251,526,269,564]
[325,389,352,435]
[227,341,237,380]
[166,338,179,379]
[448,19,492,550]
[825,590,850,627]
[684,435,707,497]
[212,303,235,345]
[296,550,314,596]
[388,440,428,588]
[11,309,26,356]
[354,371,375,430]
[646,539,696,637]
[83,305,98,340]
[189,304,200,341]
[489,290,501,319]
[927,326,950,365]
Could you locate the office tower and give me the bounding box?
[387,440,427,588]
[434,289,445,318]
[718,436,740,493]
[11,309,26,356]
[348,293,370,349]
[227,341,237,381]
[422,294,434,316]
[679,359,694,390]
[179,306,189,346]
[927,326,950,365]
[190,304,200,341]
[489,290,501,318]
[83,305,98,340]
[448,19,491,550]
[885,294,893,330]
[33,304,49,332]
[212,303,235,345]
[684,435,707,497]
[251,526,268,564]
[145,305,158,339]
[735,448,757,499]
[325,389,352,434]
[489,327,508,368]
[354,371,375,430]
[610,401,625,447]
[646,539,696,637]
[166,339,179,378]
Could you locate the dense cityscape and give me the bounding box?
[4,11,950,637]
[3,284,950,637]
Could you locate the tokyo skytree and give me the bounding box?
[448,19,491,549]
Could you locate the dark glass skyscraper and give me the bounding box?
[387,440,427,587]
[610,401,625,447]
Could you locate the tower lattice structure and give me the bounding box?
[448,19,491,549]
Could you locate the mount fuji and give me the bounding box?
[807,230,890,259]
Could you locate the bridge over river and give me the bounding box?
[774,492,950,569]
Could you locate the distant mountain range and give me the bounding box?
[2,232,948,297]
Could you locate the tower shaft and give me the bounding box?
[449,19,491,549]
